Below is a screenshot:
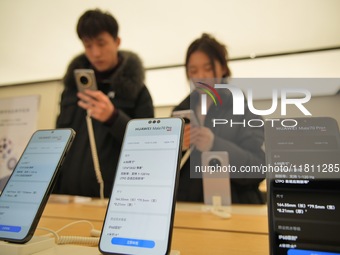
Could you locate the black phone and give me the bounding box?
[0,129,75,243]
[265,117,340,254]
[74,69,98,93]
[99,118,184,255]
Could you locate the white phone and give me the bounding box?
[0,129,75,243]
[99,118,184,255]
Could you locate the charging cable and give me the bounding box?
[180,146,193,170]
[86,109,104,200]
[38,220,101,246]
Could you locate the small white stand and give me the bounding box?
[201,196,232,219]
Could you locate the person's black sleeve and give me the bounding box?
[105,85,154,143]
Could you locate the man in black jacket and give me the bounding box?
[54,9,154,198]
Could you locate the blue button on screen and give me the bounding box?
[288,249,340,255]
[0,225,21,233]
[111,237,155,248]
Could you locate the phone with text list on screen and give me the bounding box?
[99,118,184,255]
[265,117,340,255]
[0,129,75,243]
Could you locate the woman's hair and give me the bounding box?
[185,33,231,78]
[77,9,119,40]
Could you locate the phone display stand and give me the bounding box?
[0,236,55,255]
[201,196,232,219]
[77,198,108,208]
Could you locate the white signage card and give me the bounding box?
[0,95,40,191]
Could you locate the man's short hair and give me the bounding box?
[77,9,119,39]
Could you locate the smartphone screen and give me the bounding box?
[265,117,340,254]
[0,129,75,243]
[99,118,184,255]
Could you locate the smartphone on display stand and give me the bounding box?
[201,151,231,206]
[74,69,98,93]
[99,118,184,255]
[265,117,340,254]
[0,129,75,243]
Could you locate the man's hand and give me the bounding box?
[77,89,115,122]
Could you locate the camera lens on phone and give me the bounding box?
[183,117,190,124]
[209,158,222,166]
[80,76,89,85]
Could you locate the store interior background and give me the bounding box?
[0,0,340,129]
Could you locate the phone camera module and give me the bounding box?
[183,117,190,124]
[80,75,89,86]
[209,158,222,166]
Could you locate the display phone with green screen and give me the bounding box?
[99,118,184,255]
[0,129,75,243]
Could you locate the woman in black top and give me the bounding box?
[173,33,265,204]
